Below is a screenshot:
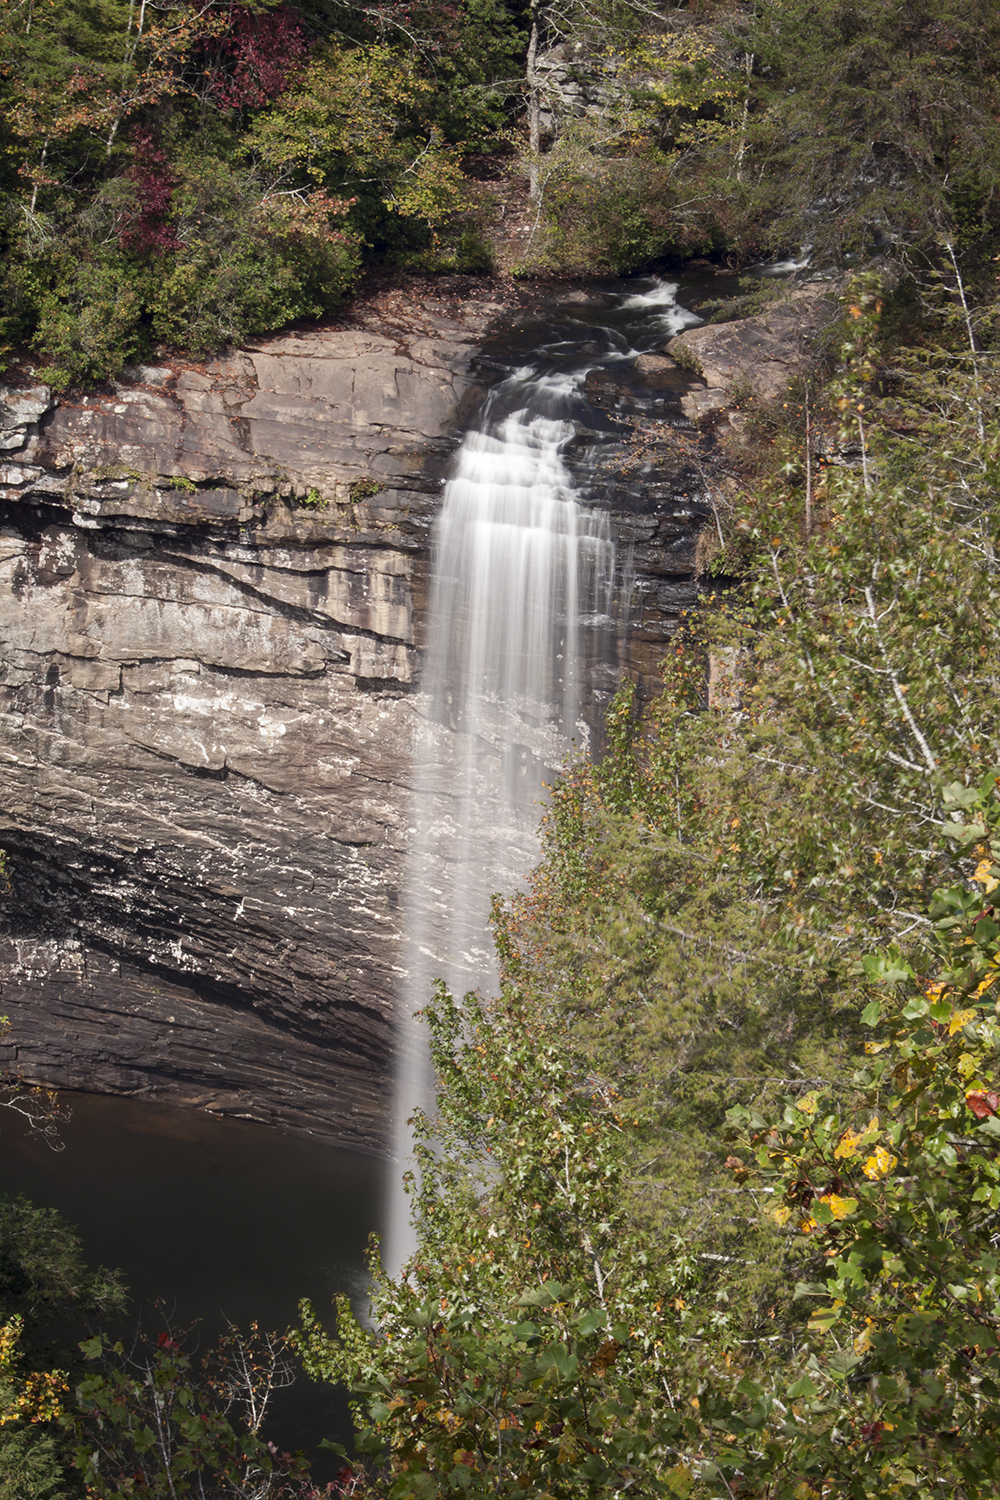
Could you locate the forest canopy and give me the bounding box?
[2,0,1000,383]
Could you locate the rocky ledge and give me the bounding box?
[666,282,839,422]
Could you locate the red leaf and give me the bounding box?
[966,1090,1000,1119]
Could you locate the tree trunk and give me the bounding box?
[526,5,541,204]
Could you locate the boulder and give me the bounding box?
[667,284,838,406]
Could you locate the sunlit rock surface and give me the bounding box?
[666,283,838,414]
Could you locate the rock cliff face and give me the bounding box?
[0,277,721,1153]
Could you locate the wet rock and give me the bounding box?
[680,387,730,422]
[634,353,675,377]
[666,285,838,404]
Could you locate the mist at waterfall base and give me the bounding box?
[386,275,717,1275]
[0,1092,385,1476]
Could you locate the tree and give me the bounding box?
[745,0,1000,262]
[721,773,1000,1497]
[292,985,697,1500]
[521,11,747,265]
[293,774,1000,1500]
[488,267,1000,1362]
[0,1194,126,1500]
[72,1322,310,1500]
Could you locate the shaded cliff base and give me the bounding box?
[0,936,386,1153]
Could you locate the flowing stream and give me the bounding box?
[387,276,707,1272]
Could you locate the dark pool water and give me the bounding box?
[0,1091,386,1473]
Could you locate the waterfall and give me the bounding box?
[385,278,702,1275]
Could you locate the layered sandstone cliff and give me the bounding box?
[0,277,716,1152]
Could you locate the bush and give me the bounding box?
[32,257,147,387]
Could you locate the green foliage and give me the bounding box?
[298,488,327,509]
[526,27,746,273]
[293,985,697,1499]
[744,0,1000,262]
[721,774,1000,1496]
[0,0,495,381]
[0,1423,73,1500]
[0,1196,126,1498]
[3,0,1000,373]
[0,1196,126,1356]
[30,258,146,387]
[301,786,1000,1498]
[538,146,683,273]
[418,0,527,139]
[72,1325,306,1499]
[348,478,383,503]
[490,269,1000,1383]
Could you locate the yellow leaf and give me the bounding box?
[665,1463,695,1498]
[834,1128,861,1160]
[796,1092,819,1116]
[862,1146,897,1180]
[772,1205,792,1226]
[949,1008,977,1035]
[973,859,1000,894]
[818,1193,858,1220]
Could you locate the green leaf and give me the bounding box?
[826,1351,862,1379]
[943,819,987,846]
[665,1463,694,1498]
[943,782,980,812]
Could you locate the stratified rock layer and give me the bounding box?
[0,279,719,1152]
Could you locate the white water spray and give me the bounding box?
[386,371,615,1273]
[384,277,705,1275]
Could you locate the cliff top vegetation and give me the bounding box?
[2,0,999,384]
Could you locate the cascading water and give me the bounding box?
[386,278,705,1274]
